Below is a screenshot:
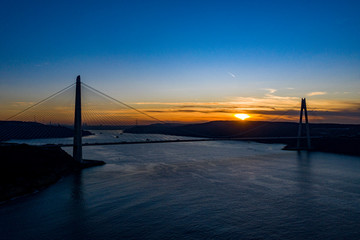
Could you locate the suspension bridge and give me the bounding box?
[1,76,314,163]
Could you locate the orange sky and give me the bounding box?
[1,1,360,126]
[2,89,359,125]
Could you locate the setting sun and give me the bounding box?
[234,113,250,120]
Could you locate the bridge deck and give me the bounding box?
[56,136,322,147]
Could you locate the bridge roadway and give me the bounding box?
[56,136,322,147]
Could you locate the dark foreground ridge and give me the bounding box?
[0,144,105,202]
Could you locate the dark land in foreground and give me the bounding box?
[0,144,105,202]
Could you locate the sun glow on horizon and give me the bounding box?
[234,113,250,120]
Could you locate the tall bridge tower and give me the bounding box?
[73,75,82,162]
[297,98,311,150]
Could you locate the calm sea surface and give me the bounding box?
[1,131,360,239]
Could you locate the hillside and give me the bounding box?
[0,121,92,141]
[124,121,360,138]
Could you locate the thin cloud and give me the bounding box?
[264,88,277,94]
[146,109,234,114]
[228,72,236,78]
[135,102,226,106]
[307,91,327,97]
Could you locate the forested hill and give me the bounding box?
[0,121,92,141]
[124,121,360,138]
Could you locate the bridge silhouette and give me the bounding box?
[3,75,313,162]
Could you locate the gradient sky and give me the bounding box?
[1,0,360,123]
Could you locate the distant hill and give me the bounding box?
[0,121,92,141]
[124,121,360,138]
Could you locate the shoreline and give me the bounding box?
[0,144,105,202]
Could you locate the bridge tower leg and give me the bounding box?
[73,75,82,163]
[297,98,311,150]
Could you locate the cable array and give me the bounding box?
[1,81,306,144]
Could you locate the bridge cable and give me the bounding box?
[82,83,167,124]
[6,83,75,121]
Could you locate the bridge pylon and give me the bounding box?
[297,98,311,150]
[73,75,82,162]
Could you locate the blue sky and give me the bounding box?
[1,0,360,123]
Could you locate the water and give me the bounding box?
[1,132,360,239]
[5,130,200,145]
